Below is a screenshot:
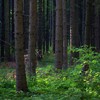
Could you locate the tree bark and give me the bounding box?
[62,0,68,69]
[14,0,28,92]
[70,0,79,66]
[95,0,100,52]
[23,0,29,49]
[28,0,37,76]
[4,0,10,61]
[55,0,63,69]
[1,0,5,62]
[85,0,94,46]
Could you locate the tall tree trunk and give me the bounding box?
[14,0,28,92]
[62,0,68,69]
[78,0,83,45]
[52,0,56,53]
[4,0,10,61]
[28,0,37,76]
[23,0,29,49]
[42,0,46,54]
[0,0,2,62]
[38,0,43,52]
[45,0,50,53]
[70,0,79,66]
[1,0,5,62]
[9,0,15,61]
[85,0,94,46]
[82,0,86,45]
[95,0,100,52]
[55,0,63,69]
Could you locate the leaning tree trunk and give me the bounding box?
[55,0,63,69]
[14,0,28,92]
[28,0,37,76]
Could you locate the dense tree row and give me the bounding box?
[0,0,100,92]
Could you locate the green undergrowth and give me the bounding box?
[0,47,100,100]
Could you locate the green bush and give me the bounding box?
[0,46,100,99]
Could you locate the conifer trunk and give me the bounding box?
[55,0,63,69]
[28,0,37,76]
[62,0,68,69]
[14,0,28,92]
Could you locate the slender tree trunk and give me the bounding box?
[85,0,94,46]
[78,0,83,45]
[9,0,15,61]
[28,0,37,76]
[91,0,95,47]
[1,0,5,62]
[4,0,10,61]
[95,1,100,52]
[52,0,56,53]
[82,0,86,45]
[62,0,68,69]
[70,0,79,66]
[23,0,29,49]
[42,0,46,54]
[38,0,43,52]
[14,0,28,92]
[55,0,63,69]
[0,0,2,62]
[45,0,50,53]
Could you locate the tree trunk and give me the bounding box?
[85,0,94,46]
[23,0,29,49]
[14,0,28,92]
[52,0,56,53]
[55,0,63,69]
[4,0,10,61]
[28,0,37,76]
[38,0,43,52]
[1,0,5,62]
[95,1,100,52]
[82,0,86,45]
[62,0,68,69]
[42,0,46,54]
[70,0,79,66]
[45,0,50,53]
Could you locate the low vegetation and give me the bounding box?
[0,47,100,100]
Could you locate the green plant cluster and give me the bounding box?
[0,47,100,100]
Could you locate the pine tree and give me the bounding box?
[55,0,63,69]
[62,0,68,69]
[28,0,37,76]
[14,0,28,92]
[4,0,10,61]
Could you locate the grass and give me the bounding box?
[0,47,100,100]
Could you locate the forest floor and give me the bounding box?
[0,49,100,100]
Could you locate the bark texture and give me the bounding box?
[28,0,37,76]
[55,0,63,69]
[62,0,68,69]
[14,0,28,92]
[70,0,79,65]
[4,0,10,61]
